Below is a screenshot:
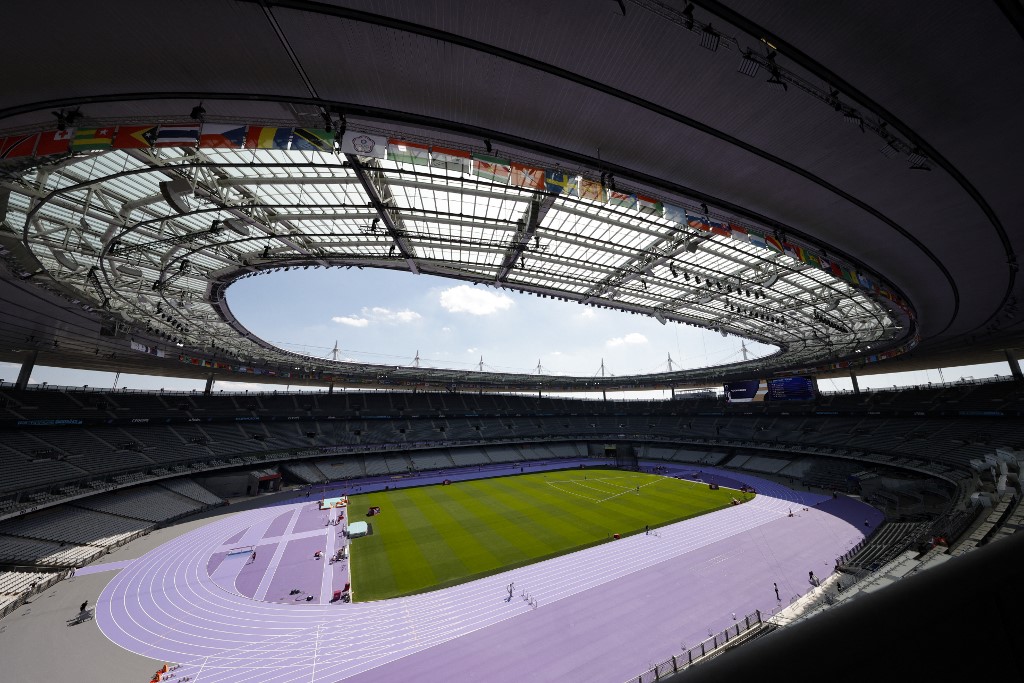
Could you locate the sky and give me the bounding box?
[0,268,1014,398]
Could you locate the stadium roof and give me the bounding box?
[0,1,1021,391]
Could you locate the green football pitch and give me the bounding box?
[347,468,744,602]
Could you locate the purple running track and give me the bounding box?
[95,466,878,682]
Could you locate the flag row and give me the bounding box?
[1,122,908,313]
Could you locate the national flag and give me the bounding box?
[728,223,749,242]
[783,242,803,261]
[510,162,545,190]
[764,234,784,252]
[636,195,663,216]
[291,128,335,152]
[113,125,157,149]
[430,145,470,172]
[0,133,39,159]
[664,203,687,226]
[578,178,605,202]
[339,130,388,158]
[748,231,766,249]
[802,251,821,269]
[685,212,710,231]
[857,271,873,289]
[387,138,429,166]
[71,127,115,150]
[35,129,74,156]
[607,189,635,210]
[708,219,730,237]
[245,126,292,150]
[199,124,247,149]
[818,255,833,272]
[154,124,201,147]
[471,153,511,183]
[544,169,578,196]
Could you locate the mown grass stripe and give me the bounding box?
[349,468,744,601]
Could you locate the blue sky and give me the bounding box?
[0,268,1012,396]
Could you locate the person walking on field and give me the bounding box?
[774,582,780,601]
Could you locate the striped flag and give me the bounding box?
[154,124,201,147]
[199,124,246,149]
[607,189,635,210]
[0,134,39,159]
[636,195,663,216]
[544,170,578,196]
[113,126,157,149]
[578,178,605,202]
[245,126,292,150]
[339,131,387,158]
[510,162,546,190]
[430,146,470,172]
[783,242,804,262]
[685,212,710,232]
[387,139,430,166]
[291,128,335,152]
[728,223,749,242]
[764,234,784,253]
[71,127,116,150]
[708,219,730,237]
[471,153,511,183]
[748,231,767,249]
[34,129,74,156]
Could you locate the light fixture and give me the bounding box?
[700,202,709,216]
[880,140,900,159]
[681,3,694,30]
[737,50,759,77]
[700,24,720,51]
[189,103,206,122]
[766,67,787,91]
[159,178,194,214]
[484,139,492,154]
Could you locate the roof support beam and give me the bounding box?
[346,154,419,274]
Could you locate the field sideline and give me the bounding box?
[348,468,744,601]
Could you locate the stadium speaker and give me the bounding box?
[159,178,194,214]
[223,218,250,236]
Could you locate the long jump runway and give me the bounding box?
[95,469,880,682]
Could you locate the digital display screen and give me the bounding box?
[724,379,768,403]
[725,376,816,402]
[766,376,817,401]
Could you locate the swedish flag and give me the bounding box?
[544,170,578,197]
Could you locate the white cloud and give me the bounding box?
[467,347,478,354]
[332,315,369,327]
[365,306,421,323]
[331,307,420,327]
[579,309,596,319]
[606,332,648,347]
[441,327,452,333]
[439,285,513,315]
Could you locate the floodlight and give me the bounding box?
[880,140,900,159]
[766,68,788,91]
[737,50,759,77]
[700,24,720,51]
